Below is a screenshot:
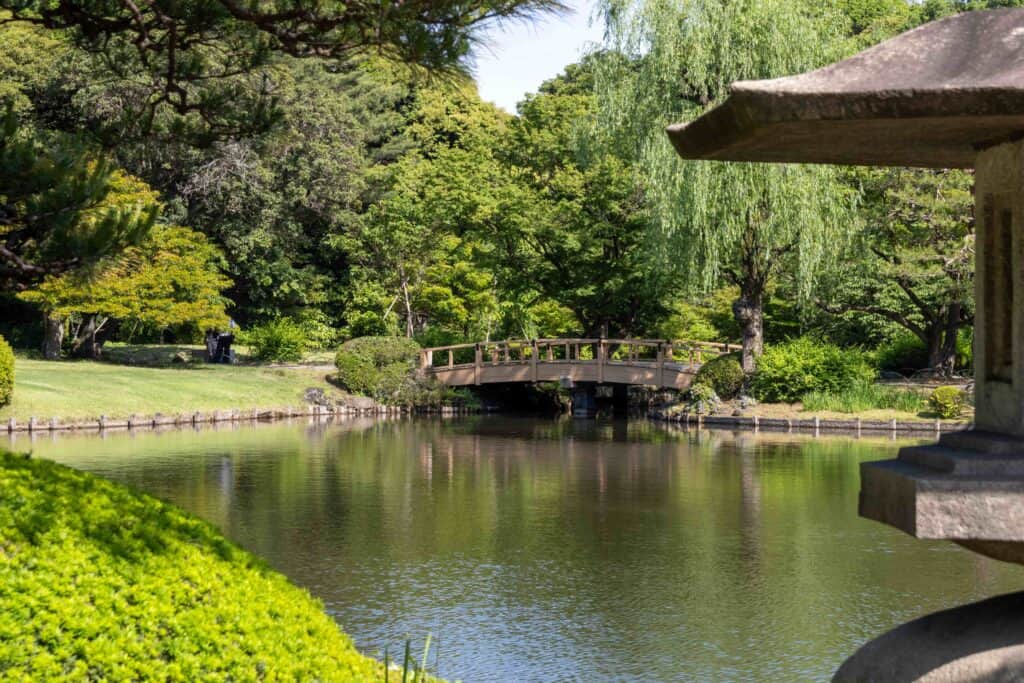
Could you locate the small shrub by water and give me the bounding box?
[686,383,720,415]
[0,451,386,680]
[801,381,926,414]
[335,336,423,403]
[0,334,12,406]
[694,354,744,399]
[752,338,875,403]
[929,385,967,418]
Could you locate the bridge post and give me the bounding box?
[530,339,538,382]
[421,349,433,370]
[598,338,605,384]
[474,344,482,385]
[657,342,665,388]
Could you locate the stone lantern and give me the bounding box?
[667,8,1024,680]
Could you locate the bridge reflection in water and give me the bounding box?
[421,338,734,416]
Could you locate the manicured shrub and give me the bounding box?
[241,318,306,362]
[335,336,422,403]
[0,335,12,407]
[0,451,384,681]
[694,354,744,399]
[929,385,967,418]
[751,337,875,403]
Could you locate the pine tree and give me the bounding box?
[0,106,157,291]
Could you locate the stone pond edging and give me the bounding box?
[648,409,971,435]
[3,403,476,434]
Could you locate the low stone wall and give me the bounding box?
[3,403,477,434]
[648,409,971,435]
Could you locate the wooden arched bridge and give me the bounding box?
[420,338,735,391]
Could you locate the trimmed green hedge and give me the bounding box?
[751,337,875,404]
[335,336,422,403]
[0,335,12,407]
[694,354,744,399]
[0,451,384,681]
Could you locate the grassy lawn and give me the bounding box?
[102,343,336,366]
[1,359,344,421]
[754,402,972,423]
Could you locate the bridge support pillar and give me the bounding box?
[611,384,630,417]
[570,384,598,419]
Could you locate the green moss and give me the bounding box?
[0,451,385,681]
[0,335,12,406]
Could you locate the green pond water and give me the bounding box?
[14,417,1024,682]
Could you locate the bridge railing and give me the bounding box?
[420,338,737,372]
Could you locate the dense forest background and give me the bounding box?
[0,0,1014,375]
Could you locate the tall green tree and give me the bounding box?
[501,61,672,338]
[592,0,857,372]
[821,169,974,375]
[339,84,511,341]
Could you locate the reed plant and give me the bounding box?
[801,381,926,414]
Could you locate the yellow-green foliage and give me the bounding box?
[0,335,12,406]
[929,385,966,419]
[19,222,230,334]
[0,452,384,681]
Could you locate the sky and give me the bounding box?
[471,0,605,113]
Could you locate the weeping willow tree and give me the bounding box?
[591,0,858,372]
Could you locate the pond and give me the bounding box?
[14,418,1024,682]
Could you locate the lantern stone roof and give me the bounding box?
[666,8,1024,169]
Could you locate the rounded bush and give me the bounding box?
[694,354,744,399]
[929,385,966,419]
[0,335,12,407]
[335,336,422,402]
[242,318,306,362]
[0,451,382,680]
[751,337,875,404]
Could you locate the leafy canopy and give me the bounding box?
[0,0,564,139]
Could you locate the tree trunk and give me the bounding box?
[733,285,764,375]
[399,266,414,338]
[71,314,104,360]
[929,303,962,377]
[42,313,64,360]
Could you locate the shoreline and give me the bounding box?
[3,401,970,440]
[3,402,477,434]
[648,409,970,434]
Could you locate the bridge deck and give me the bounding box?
[421,338,733,391]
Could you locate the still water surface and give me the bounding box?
[16,418,1024,682]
